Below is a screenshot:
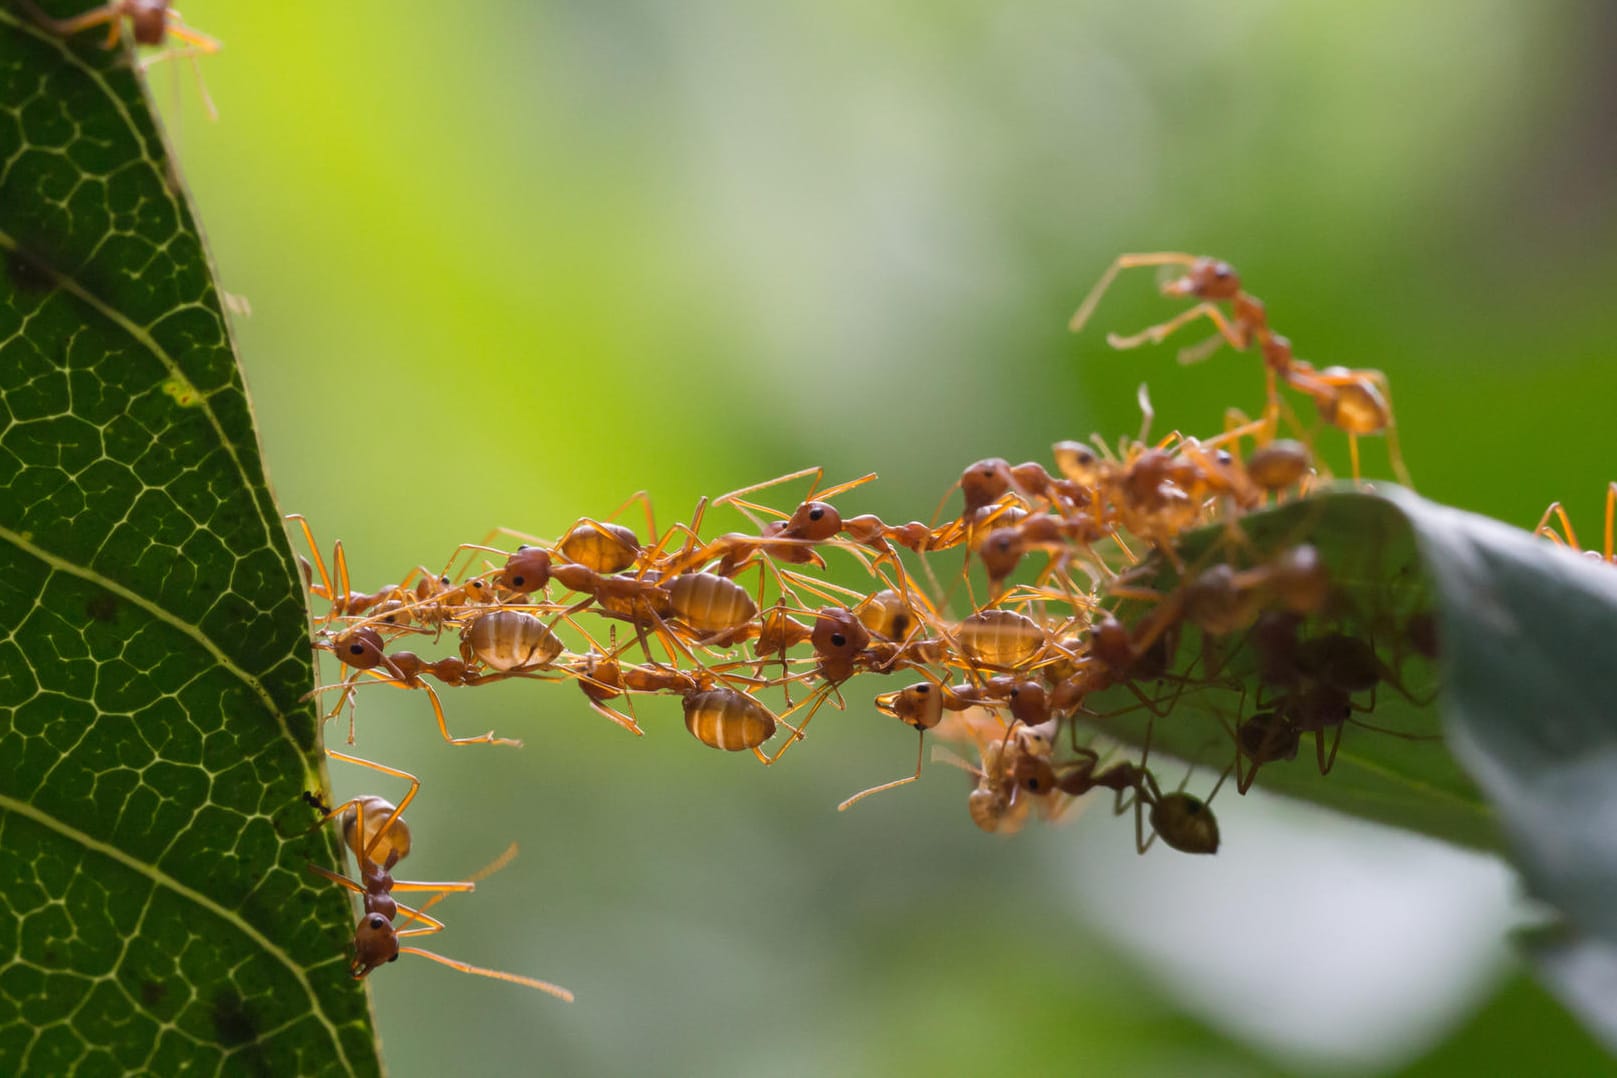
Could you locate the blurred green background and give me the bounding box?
[152,1,1617,1073]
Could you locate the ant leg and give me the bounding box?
[1315,724,1344,776]
[307,862,368,897]
[608,489,658,546]
[286,515,336,604]
[393,947,574,1001]
[327,540,353,617]
[764,682,839,765]
[1178,332,1230,367]
[1106,302,1246,353]
[1069,251,1200,334]
[412,679,522,748]
[717,466,824,509]
[808,471,879,502]
[1607,482,1616,563]
[717,467,824,529]
[1535,502,1574,546]
[836,729,926,811]
[1361,368,1413,488]
[23,1,119,40]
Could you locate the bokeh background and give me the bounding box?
[152,1,1617,1073]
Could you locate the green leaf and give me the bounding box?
[1082,487,1497,850]
[0,9,380,1075]
[1381,486,1617,1053]
[1083,485,1617,1048]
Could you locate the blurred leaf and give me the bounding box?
[1397,968,1614,1077]
[0,8,378,1075]
[1382,487,1617,1055]
[1084,488,1496,850]
[1086,485,1617,1051]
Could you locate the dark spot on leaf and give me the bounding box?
[6,250,53,293]
[211,991,259,1047]
[85,592,119,622]
[140,980,166,1006]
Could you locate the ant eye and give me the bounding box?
[388,954,399,963]
[830,633,846,647]
[809,508,824,520]
[348,643,364,655]
[439,576,451,586]
[368,915,387,928]
[512,576,525,587]
[916,684,931,694]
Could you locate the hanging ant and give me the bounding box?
[309,753,573,1000]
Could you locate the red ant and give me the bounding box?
[1070,252,1412,486]
[310,752,573,1000]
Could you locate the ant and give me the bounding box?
[1069,252,1412,486]
[19,0,221,117]
[310,752,573,1000]
[309,626,526,748]
[836,678,984,811]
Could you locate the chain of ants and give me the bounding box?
[22,0,1605,1018]
[277,253,1457,1000]
[11,5,1434,1011]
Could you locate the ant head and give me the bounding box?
[959,458,1012,516]
[786,500,842,541]
[978,527,1024,585]
[128,1,169,45]
[501,552,553,594]
[1176,258,1241,300]
[350,914,401,978]
[1089,613,1134,671]
[874,681,944,731]
[1004,680,1049,726]
[811,607,869,661]
[333,627,388,671]
[1051,440,1101,485]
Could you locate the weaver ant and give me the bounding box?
[1070,252,1412,486]
[309,753,573,1000]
